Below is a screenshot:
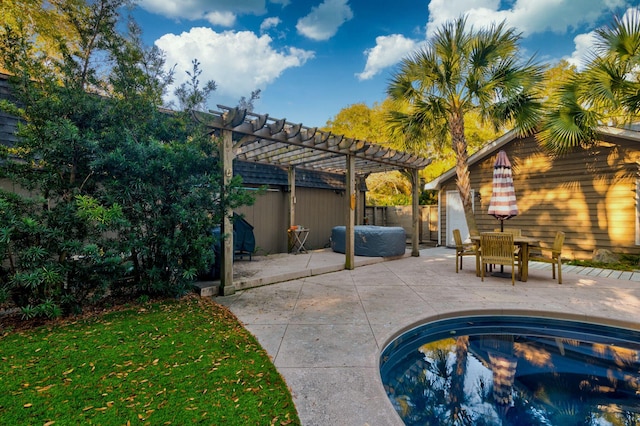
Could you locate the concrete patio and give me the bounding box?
[215,247,640,426]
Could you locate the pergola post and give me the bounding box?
[220,129,235,295]
[288,166,296,228]
[411,168,420,257]
[345,155,356,269]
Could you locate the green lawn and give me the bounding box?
[0,296,300,425]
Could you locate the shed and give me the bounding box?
[425,126,640,260]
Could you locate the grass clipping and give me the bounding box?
[0,295,299,425]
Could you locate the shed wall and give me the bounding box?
[438,135,640,259]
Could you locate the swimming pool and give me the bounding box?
[380,315,640,425]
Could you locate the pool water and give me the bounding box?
[380,316,640,426]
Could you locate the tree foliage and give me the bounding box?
[0,0,253,318]
[538,9,640,153]
[323,101,390,143]
[386,16,544,233]
[323,99,500,205]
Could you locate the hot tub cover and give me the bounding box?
[331,225,406,257]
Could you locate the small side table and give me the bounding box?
[290,227,310,254]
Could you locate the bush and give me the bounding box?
[0,1,254,319]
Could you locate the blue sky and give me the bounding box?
[130,0,638,128]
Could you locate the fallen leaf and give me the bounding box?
[37,385,55,392]
[23,403,32,408]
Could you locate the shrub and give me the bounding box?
[0,0,254,318]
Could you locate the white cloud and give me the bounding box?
[425,0,629,38]
[137,0,267,25]
[356,35,420,80]
[155,28,314,105]
[565,32,597,70]
[565,6,640,70]
[296,0,354,41]
[260,17,282,33]
[204,11,236,27]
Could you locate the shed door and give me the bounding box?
[446,190,474,247]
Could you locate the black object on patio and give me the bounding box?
[209,214,256,279]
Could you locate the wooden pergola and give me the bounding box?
[194,105,431,295]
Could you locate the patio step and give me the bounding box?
[193,281,220,297]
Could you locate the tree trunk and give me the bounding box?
[449,336,469,422]
[451,111,479,236]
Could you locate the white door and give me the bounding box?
[446,190,474,247]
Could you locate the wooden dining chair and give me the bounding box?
[492,228,522,268]
[453,229,479,275]
[529,231,565,284]
[480,232,517,285]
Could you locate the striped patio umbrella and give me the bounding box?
[487,150,518,231]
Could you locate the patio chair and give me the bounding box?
[453,229,479,275]
[480,232,518,285]
[493,228,522,266]
[529,231,565,284]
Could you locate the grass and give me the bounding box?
[0,296,300,425]
[566,253,640,272]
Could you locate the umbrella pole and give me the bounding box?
[500,220,504,272]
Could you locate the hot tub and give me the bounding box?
[330,225,406,257]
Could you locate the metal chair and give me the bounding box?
[453,229,479,275]
[481,232,518,285]
[529,231,565,284]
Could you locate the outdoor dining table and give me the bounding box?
[470,234,540,282]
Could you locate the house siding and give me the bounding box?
[235,187,345,255]
[438,134,640,259]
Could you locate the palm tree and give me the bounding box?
[538,8,640,153]
[387,16,544,235]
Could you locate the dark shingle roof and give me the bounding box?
[234,160,345,190]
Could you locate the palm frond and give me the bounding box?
[594,9,640,60]
[385,97,449,154]
[491,92,544,136]
[537,79,601,154]
[621,82,640,115]
[386,14,546,157]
